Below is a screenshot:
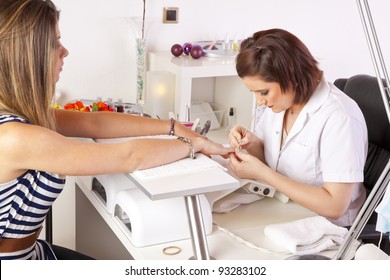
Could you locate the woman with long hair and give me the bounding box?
[0,0,232,259]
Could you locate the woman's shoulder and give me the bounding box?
[0,115,33,153]
[326,86,365,122]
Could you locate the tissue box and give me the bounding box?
[113,188,213,247]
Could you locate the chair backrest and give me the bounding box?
[334,74,390,193]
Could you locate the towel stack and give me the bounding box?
[264,216,348,255]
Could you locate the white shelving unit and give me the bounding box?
[148,51,255,135]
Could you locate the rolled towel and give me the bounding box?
[264,216,348,255]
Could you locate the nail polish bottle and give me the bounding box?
[107,97,114,110]
[226,107,236,130]
[232,38,240,52]
[116,98,124,113]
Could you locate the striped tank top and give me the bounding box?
[0,115,66,259]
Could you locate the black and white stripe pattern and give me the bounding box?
[0,115,65,259]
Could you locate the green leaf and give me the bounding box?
[92,103,98,112]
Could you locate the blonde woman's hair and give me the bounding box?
[0,0,59,129]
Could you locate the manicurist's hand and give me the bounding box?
[227,149,267,180]
[228,124,258,150]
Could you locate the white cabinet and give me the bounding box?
[148,51,254,142]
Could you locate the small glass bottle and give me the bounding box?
[232,38,240,52]
[223,40,231,51]
[106,97,114,110]
[116,98,124,113]
[223,34,231,51]
[226,107,236,131]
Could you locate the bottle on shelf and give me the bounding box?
[106,97,114,110]
[226,107,236,131]
[231,38,240,52]
[116,98,124,113]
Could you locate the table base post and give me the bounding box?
[184,195,214,260]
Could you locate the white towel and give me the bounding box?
[264,216,348,255]
[211,187,264,213]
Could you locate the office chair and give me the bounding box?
[334,74,390,253]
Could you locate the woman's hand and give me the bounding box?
[192,136,234,158]
[227,149,267,180]
[228,124,257,150]
[174,121,234,157]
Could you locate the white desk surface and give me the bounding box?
[76,175,357,260]
[95,136,240,200]
[126,167,239,200]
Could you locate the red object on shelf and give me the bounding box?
[183,42,192,55]
[190,45,204,59]
[171,44,183,57]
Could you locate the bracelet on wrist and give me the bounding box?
[177,136,195,159]
[169,118,175,136]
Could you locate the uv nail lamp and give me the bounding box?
[91,174,136,214]
[113,188,213,247]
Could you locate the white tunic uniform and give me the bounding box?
[255,77,368,226]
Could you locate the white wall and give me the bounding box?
[54,0,390,104]
[51,0,390,249]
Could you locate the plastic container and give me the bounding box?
[190,101,225,130]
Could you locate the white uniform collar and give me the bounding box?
[280,76,330,149]
[302,75,331,115]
